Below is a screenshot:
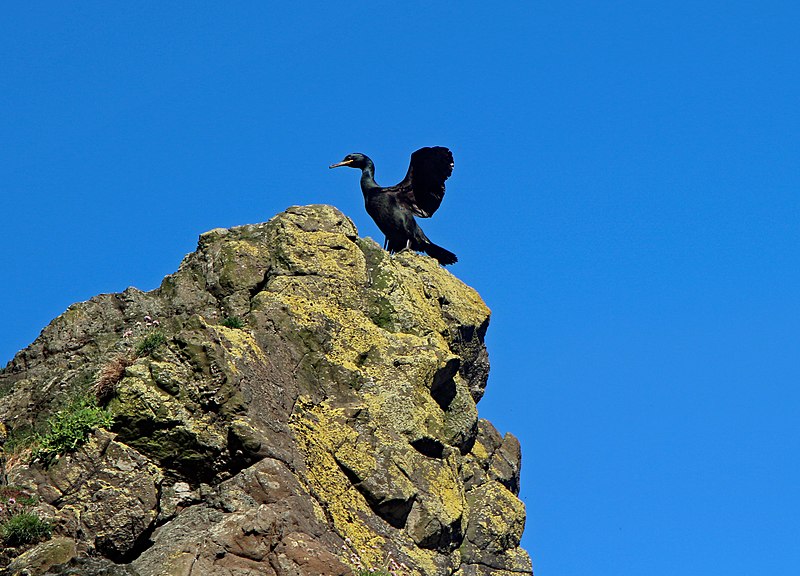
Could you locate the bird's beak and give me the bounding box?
[329,159,353,169]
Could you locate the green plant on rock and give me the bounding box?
[32,396,113,465]
[0,512,51,546]
[135,330,166,357]
[221,316,245,329]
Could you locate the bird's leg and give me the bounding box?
[395,239,413,255]
[384,237,389,250]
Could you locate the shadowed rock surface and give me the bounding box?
[0,205,531,576]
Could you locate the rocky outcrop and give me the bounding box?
[0,205,531,575]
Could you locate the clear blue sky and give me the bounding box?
[2,3,799,574]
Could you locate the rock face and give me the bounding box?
[0,205,531,576]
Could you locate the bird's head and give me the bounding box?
[329,153,370,170]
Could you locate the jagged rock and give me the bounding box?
[7,429,162,562]
[133,457,350,576]
[462,420,523,495]
[0,205,531,575]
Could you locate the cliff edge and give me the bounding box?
[0,205,531,576]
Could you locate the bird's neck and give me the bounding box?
[359,160,379,193]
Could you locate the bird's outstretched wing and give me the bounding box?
[394,146,454,217]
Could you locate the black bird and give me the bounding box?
[329,147,458,265]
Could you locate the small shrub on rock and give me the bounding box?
[32,396,113,465]
[221,316,245,329]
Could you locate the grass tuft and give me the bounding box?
[0,512,51,547]
[135,330,166,357]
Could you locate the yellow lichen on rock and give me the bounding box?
[289,397,388,568]
[394,251,491,330]
[213,322,270,371]
[465,481,527,554]
[424,452,466,525]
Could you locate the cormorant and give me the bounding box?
[329,147,458,265]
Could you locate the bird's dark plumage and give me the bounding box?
[329,147,457,265]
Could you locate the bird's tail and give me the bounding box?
[423,241,458,266]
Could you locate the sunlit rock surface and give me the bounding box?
[0,205,531,576]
